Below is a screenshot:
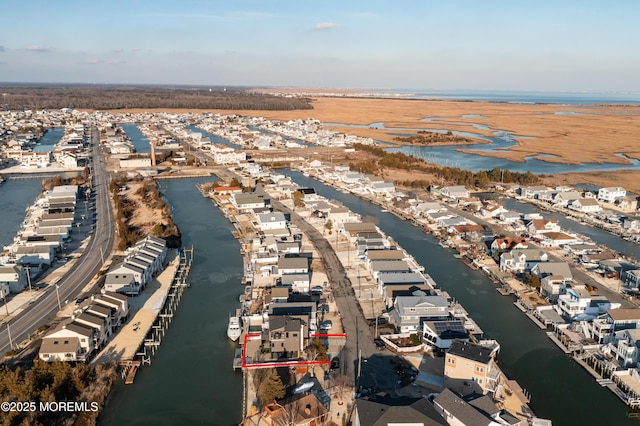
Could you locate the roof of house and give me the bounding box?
[366,249,405,260]
[355,395,447,426]
[396,295,448,311]
[105,273,136,285]
[533,262,572,278]
[370,260,410,273]
[543,232,577,241]
[269,315,306,331]
[447,340,493,364]
[433,388,493,426]
[378,272,427,285]
[278,257,309,271]
[281,273,310,284]
[608,308,640,321]
[40,336,81,355]
[343,222,378,233]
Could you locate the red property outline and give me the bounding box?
[241,333,347,369]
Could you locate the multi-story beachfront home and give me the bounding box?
[518,185,549,199]
[556,286,621,321]
[444,340,501,397]
[585,308,640,344]
[538,231,582,247]
[540,276,568,303]
[0,264,28,294]
[499,249,549,273]
[568,197,602,214]
[438,185,470,199]
[257,212,287,233]
[531,262,573,283]
[624,269,640,290]
[552,191,582,207]
[526,218,560,236]
[490,238,528,255]
[232,193,266,212]
[390,295,450,333]
[598,187,627,204]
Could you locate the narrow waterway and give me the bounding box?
[33,127,65,152]
[500,197,640,260]
[100,177,243,425]
[282,170,638,426]
[187,124,243,150]
[0,178,43,249]
[120,123,150,153]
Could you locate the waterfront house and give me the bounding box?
[598,187,626,203]
[531,262,573,283]
[39,322,98,362]
[618,196,638,211]
[539,231,581,247]
[432,389,507,426]
[354,395,447,426]
[624,269,640,290]
[481,203,509,218]
[93,292,129,327]
[377,272,428,298]
[212,186,243,195]
[84,304,114,333]
[371,181,396,196]
[552,191,581,207]
[257,212,287,231]
[498,211,521,224]
[540,276,568,302]
[243,394,328,426]
[15,245,54,266]
[327,206,353,224]
[499,249,548,274]
[444,340,501,397]
[556,286,621,321]
[0,264,28,294]
[422,320,469,351]
[267,315,307,359]
[568,197,602,214]
[109,262,149,289]
[74,311,111,343]
[280,273,311,293]
[297,187,318,202]
[277,256,310,275]
[624,217,640,233]
[268,301,317,332]
[586,308,640,344]
[526,218,560,235]
[366,248,406,265]
[356,232,387,255]
[440,185,470,199]
[232,193,266,212]
[369,260,411,281]
[413,201,446,216]
[490,238,528,255]
[518,185,549,199]
[341,222,379,237]
[391,295,450,333]
[104,272,139,295]
[604,328,640,368]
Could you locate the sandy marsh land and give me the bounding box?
[113,96,640,192]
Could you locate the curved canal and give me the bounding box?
[282,170,638,426]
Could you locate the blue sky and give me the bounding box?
[1,0,638,91]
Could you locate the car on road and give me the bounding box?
[319,320,333,330]
[369,317,388,326]
[330,357,340,370]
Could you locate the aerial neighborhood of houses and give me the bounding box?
[6,107,640,423]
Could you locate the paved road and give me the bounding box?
[0,126,115,355]
[254,185,378,385]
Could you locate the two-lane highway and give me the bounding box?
[0,126,115,355]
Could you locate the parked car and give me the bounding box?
[330,357,340,370]
[319,320,333,330]
[318,304,330,313]
[369,317,388,326]
[311,285,324,294]
[374,338,385,349]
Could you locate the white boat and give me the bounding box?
[227,315,242,342]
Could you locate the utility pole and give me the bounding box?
[3,293,13,350]
[55,284,62,311]
[25,265,32,292]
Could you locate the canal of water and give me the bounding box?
[282,170,639,426]
[100,177,244,425]
[0,178,44,250]
[120,123,150,153]
[499,198,640,260]
[33,128,65,152]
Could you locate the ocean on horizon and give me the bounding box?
[360,89,640,105]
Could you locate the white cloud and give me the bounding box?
[24,45,52,52]
[314,22,340,30]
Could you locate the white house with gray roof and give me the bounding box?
[391,295,450,333]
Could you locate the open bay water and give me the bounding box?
[100,177,243,425]
[365,89,640,105]
[282,170,638,426]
